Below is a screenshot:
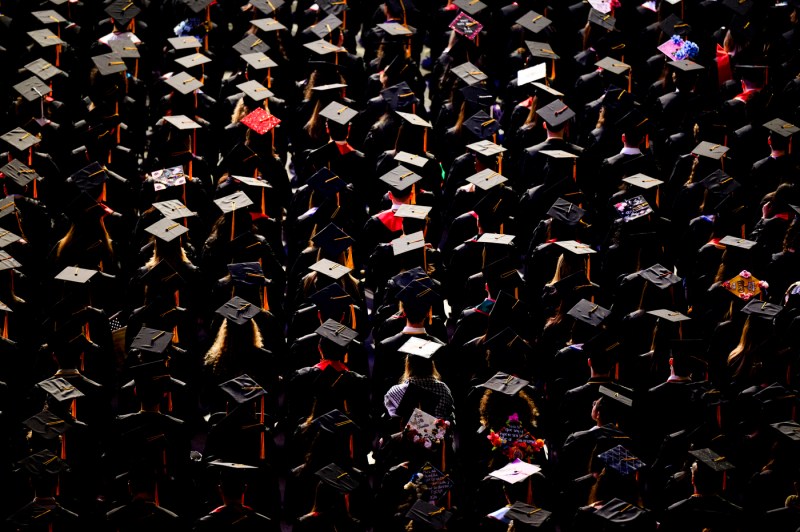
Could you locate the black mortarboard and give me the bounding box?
[92,53,128,76]
[312,223,354,255]
[13,77,51,102]
[307,168,347,197]
[140,259,186,293]
[23,410,72,439]
[689,448,735,472]
[219,374,266,404]
[506,502,552,527]
[1,159,40,188]
[237,80,273,102]
[485,327,530,360]
[639,264,681,289]
[319,101,358,126]
[723,0,752,15]
[547,198,585,225]
[516,10,551,33]
[451,62,487,86]
[398,336,444,359]
[700,169,740,197]
[454,0,487,15]
[251,18,288,33]
[313,409,359,434]
[594,499,650,525]
[105,0,142,25]
[598,445,645,475]
[466,168,507,190]
[763,118,799,138]
[483,257,522,287]
[0,197,17,220]
[568,299,610,326]
[145,218,188,242]
[152,199,195,220]
[68,161,109,193]
[463,111,501,139]
[175,52,211,69]
[215,296,262,325]
[233,35,270,56]
[2,128,40,151]
[588,8,616,31]
[315,318,357,347]
[460,85,494,107]
[308,14,343,39]
[480,371,529,395]
[647,309,690,322]
[130,327,172,354]
[741,299,782,319]
[28,29,64,47]
[397,277,440,308]
[303,40,345,56]
[692,141,729,160]
[108,38,141,58]
[309,258,351,280]
[214,191,253,214]
[596,56,630,76]
[395,204,432,220]
[123,359,184,393]
[536,99,574,128]
[180,0,214,13]
[38,377,85,403]
[659,14,691,36]
[165,72,202,94]
[771,421,800,442]
[599,384,633,407]
[228,262,269,286]
[168,36,202,50]
[315,463,359,493]
[309,283,354,316]
[450,11,483,40]
[54,266,97,284]
[15,450,70,477]
[240,52,277,72]
[317,0,348,16]
[526,40,560,60]
[251,0,286,15]
[406,499,453,530]
[0,250,22,271]
[381,82,419,110]
[24,58,64,81]
[380,165,422,192]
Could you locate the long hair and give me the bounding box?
[204,319,265,374]
[400,354,441,383]
[479,389,540,430]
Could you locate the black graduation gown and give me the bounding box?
[661,494,745,532]
[193,505,277,532]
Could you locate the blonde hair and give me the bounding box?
[204,319,265,373]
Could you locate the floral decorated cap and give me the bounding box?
[403,408,450,449]
[722,270,766,301]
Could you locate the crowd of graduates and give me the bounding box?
[2,0,800,530]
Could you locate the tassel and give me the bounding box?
[80,353,85,372]
[71,399,77,420]
[174,290,180,307]
[655,187,660,208]
[423,247,428,273]
[627,70,632,93]
[32,179,38,199]
[615,362,620,380]
[350,305,357,330]
[167,391,173,412]
[2,313,7,339]
[423,130,428,154]
[551,58,556,81]
[572,159,577,181]
[585,256,591,282]
[441,440,446,472]
[154,481,160,507]
[259,397,266,460]
[716,404,722,428]
[173,326,179,344]
[345,248,355,269]
[514,287,519,299]
[267,68,271,89]
[260,189,266,216]
[741,224,746,239]
[230,213,236,241]
[28,147,32,167]
[61,434,67,460]
[722,472,727,492]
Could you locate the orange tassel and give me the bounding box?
[423,130,428,153]
[2,314,7,339]
[350,305,357,330]
[572,159,577,181]
[262,286,269,311]
[60,434,67,460]
[259,397,266,459]
[167,392,173,412]
[71,399,77,419]
[32,179,38,199]
[230,213,235,241]
[174,290,180,307]
[172,326,179,344]
[498,154,503,174]
[716,404,722,428]
[627,70,632,93]
[28,147,32,166]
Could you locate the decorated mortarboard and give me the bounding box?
[28,28,64,47]
[463,111,500,139]
[251,17,288,33]
[599,384,633,407]
[130,327,172,354]
[454,0,487,15]
[168,36,202,50]
[449,11,483,40]
[536,99,574,128]
[237,80,273,103]
[467,140,506,158]
[319,101,358,126]
[307,14,343,39]
[152,199,195,220]
[692,141,729,160]
[0,228,21,249]
[548,198,585,226]
[149,166,187,190]
[2,127,41,151]
[413,462,454,504]
[381,82,419,110]
[568,299,610,327]
[588,8,616,31]
[614,195,653,222]
[24,58,64,81]
[647,309,690,322]
[165,72,202,94]
[589,0,613,13]
[451,62,487,85]
[741,299,782,319]
[240,107,281,135]
[594,499,650,524]
[466,168,507,190]
[516,10,551,34]
[623,173,663,190]
[719,235,756,250]
[639,264,681,289]
[406,499,453,530]
[15,450,70,477]
[399,336,444,359]
[303,40,346,55]
[392,231,427,255]
[312,223,354,255]
[488,458,542,483]
[215,296,262,325]
[526,40,560,60]
[313,409,359,435]
[108,38,141,58]
[214,191,253,213]
[480,372,529,396]
[240,52,278,72]
[228,262,269,286]
[13,77,52,102]
[233,35,270,56]
[763,118,799,138]
[518,63,547,86]
[689,448,735,472]
[54,266,97,284]
[553,240,596,255]
[105,0,141,25]
[771,421,800,442]
[477,233,515,246]
[506,502,552,527]
[309,258,352,280]
[38,377,84,403]
[1,159,40,188]
[219,374,266,404]
[145,217,189,243]
[0,250,21,270]
[251,0,286,15]
[23,410,73,439]
[395,204,432,220]
[380,165,422,192]
[175,52,211,69]
[598,445,645,475]
[315,318,357,347]
[316,463,359,492]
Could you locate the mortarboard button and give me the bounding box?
[38,377,85,403]
[599,384,634,407]
[92,53,128,76]
[319,101,358,126]
[108,38,141,58]
[152,199,195,220]
[453,0,487,15]
[13,77,52,102]
[406,499,453,530]
[251,0,286,15]
[518,63,547,86]
[553,240,596,255]
[466,168,507,191]
[313,409,359,435]
[614,195,653,222]
[241,52,277,71]
[398,336,443,359]
[379,165,423,193]
[315,463,359,492]
[450,11,483,40]
[467,140,506,158]
[480,372,529,396]
[309,283,354,315]
[233,34,270,56]
[488,458,541,483]
[15,450,70,477]
[596,56,630,76]
[145,217,189,243]
[567,298,610,326]
[1,159,40,188]
[639,264,681,289]
[2,127,40,151]
[228,262,269,287]
[463,110,500,139]
[240,108,281,135]
[647,309,690,322]
[105,0,142,26]
[175,52,211,69]
[237,80,274,102]
[547,197,585,226]
[451,62,488,86]
[763,118,799,138]
[598,445,645,475]
[308,14,343,39]
[669,59,704,72]
[718,235,756,250]
[28,28,64,47]
[395,151,429,168]
[689,448,735,472]
[516,10,551,33]
[215,296,262,325]
[130,327,172,354]
[312,223,354,255]
[392,231,427,256]
[526,40,560,60]
[165,72,202,94]
[55,266,97,284]
[623,173,663,190]
[218,374,266,404]
[506,501,552,527]
[588,8,616,31]
[536,99,575,129]
[22,410,73,439]
[214,191,253,214]
[309,258,352,280]
[395,204,432,220]
[741,299,782,319]
[251,17,288,33]
[303,39,345,56]
[168,36,202,51]
[24,58,64,81]
[692,141,729,160]
[315,319,357,347]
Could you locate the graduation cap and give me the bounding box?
[316,463,359,492]
[516,10,551,34]
[175,53,211,69]
[477,233,515,246]
[532,82,563,98]
[165,72,202,94]
[306,168,347,198]
[452,62,487,86]
[722,0,752,15]
[381,82,419,110]
[589,0,613,13]
[506,502,552,527]
[536,99,574,129]
[214,191,253,214]
[15,450,70,477]
[32,9,67,24]
[395,204,432,220]
[463,111,500,139]
[692,141,729,160]
[1,159,40,188]
[547,198,585,226]
[763,118,799,139]
[317,0,348,16]
[518,63,547,86]
[228,262,269,287]
[54,266,97,284]
[303,40,345,56]
[770,421,800,443]
[28,28,64,47]
[140,259,186,293]
[215,296,262,325]
[313,409,359,434]
[396,111,432,129]
[406,499,453,530]
[312,82,348,93]
[639,264,681,289]
[392,231,427,256]
[485,327,530,361]
[251,0,286,15]
[180,0,214,13]
[449,11,483,40]
[568,299,610,327]
[647,309,690,322]
[397,276,441,309]
[598,445,645,475]
[689,448,735,472]
[526,40,560,60]
[312,223,354,255]
[699,169,740,197]
[467,140,506,158]
[488,459,542,483]
[250,18,288,33]
[0,250,21,271]
[466,168,507,190]
[460,85,494,108]
[240,107,281,135]
[453,0,487,15]
[24,58,64,81]
[13,77,51,102]
[315,318,357,347]
[0,228,21,249]
[614,195,653,222]
[480,372,529,396]
[237,80,273,103]
[398,336,444,359]
[145,218,189,243]
[38,377,85,403]
[309,283,354,315]
[588,8,616,31]
[596,56,630,76]
[719,235,756,250]
[741,299,782,319]
[308,14,343,39]
[152,199,195,220]
[168,36,202,51]
[219,374,266,404]
[68,162,111,193]
[669,59,704,72]
[319,101,358,126]
[2,128,41,151]
[554,240,595,255]
[623,174,663,190]
[105,0,141,26]
[593,499,650,525]
[309,258,352,281]
[599,384,633,407]
[122,359,184,393]
[91,53,128,76]
[659,14,691,36]
[130,327,172,354]
[108,38,141,58]
[379,165,422,193]
[23,410,73,440]
[240,53,277,74]
[149,165,187,190]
